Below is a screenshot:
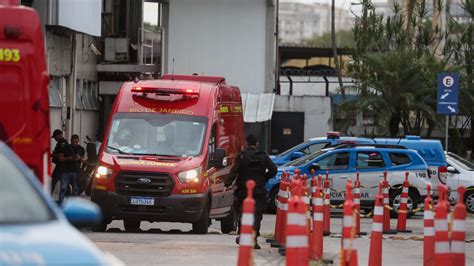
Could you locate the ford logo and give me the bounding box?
[137,178,152,185]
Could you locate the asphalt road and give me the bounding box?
[84,211,474,266]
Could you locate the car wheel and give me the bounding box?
[192,202,210,234]
[464,191,474,213]
[267,187,279,214]
[220,206,237,234]
[123,219,141,232]
[389,189,419,219]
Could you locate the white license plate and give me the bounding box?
[130,197,155,206]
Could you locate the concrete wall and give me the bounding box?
[274,95,332,140]
[58,0,102,36]
[165,0,273,93]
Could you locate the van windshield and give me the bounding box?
[106,113,208,157]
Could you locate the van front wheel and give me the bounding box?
[192,203,210,234]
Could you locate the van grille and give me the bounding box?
[115,171,174,197]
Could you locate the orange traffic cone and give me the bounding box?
[276,173,290,247]
[451,186,467,266]
[323,171,331,236]
[341,180,358,266]
[434,185,451,266]
[354,172,366,236]
[396,172,412,233]
[237,180,256,266]
[382,171,396,234]
[272,172,288,247]
[423,184,435,266]
[310,174,324,260]
[286,179,309,266]
[368,181,384,266]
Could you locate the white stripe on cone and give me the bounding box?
[286,236,308,248]
[239,233,254,247]
[401,197,408,204]
[424,227,435,236]
[435,219,449,231]
[424,210,434,220]
[354,188,360,194]
[343,215,353,227]
[343,239,353,249]
[313,198,323,206]
[384,198,389,204]
[287,213,306,226]
[383,188,388,194]
[241,213,254,226]
[452,220,466,232]
[435,242,450,254]
[402,187,409,193]
[313,213,323,221]
[278,202,288,211]
[374,206,384,216]
[451,241,465,253]
[372,222,383,232]
[354,198,360,204]
[279,190,290,198]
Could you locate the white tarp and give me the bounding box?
[241,93,275,123]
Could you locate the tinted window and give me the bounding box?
[287,150,328,166]
[389,153,411,166]
[357,152,385,168]
[317,152,350,170]
[0,153,54,224]
[300,142,330,155]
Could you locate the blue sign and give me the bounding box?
[437,72,459,115]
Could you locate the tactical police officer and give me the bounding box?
[225,134,277,249]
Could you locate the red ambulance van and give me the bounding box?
[91,74,244,234]
[0,1,51,187]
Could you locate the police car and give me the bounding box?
[266,144,431,216]
[270,132,374,166]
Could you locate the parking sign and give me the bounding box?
[437,73,459,115]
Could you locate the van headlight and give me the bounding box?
[95,165,113,178]
[178,167,202,183]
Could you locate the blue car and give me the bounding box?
[266,144,431,216]
[270,133,375,166]
[0,143,122,266]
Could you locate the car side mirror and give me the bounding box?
[290,151,305,160]
[62,198,102,228]
[308,163,320,172]
[447,166,458,174]
[211,148,227,168]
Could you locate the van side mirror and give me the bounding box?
[210,148,227,168]
[308,163,320,172]
[447,166,458,174]
[290,151,305,160]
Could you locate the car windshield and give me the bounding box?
[449,153,474,171]
[284,150,328,167]
[0,152,55,224]
[106,113,208,157]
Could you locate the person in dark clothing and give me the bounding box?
[56,133,79,205]
[51,129,64,195]
[71,134,85,166]
[224,134,277,249]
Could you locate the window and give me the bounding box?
[300,142,330,155]
[207,124,216,170]
[357,152,385,168]
[389,153,411,166]
[75,79,84,110]
[316,152,350,170]
[49,77,64,108]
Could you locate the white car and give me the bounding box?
[446,152,474,213]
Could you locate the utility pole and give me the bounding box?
[331,0,344,93]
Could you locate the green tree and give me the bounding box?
[336,0,454,137]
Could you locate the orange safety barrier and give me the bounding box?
[310,174,324,260]
[396,172,412,233]
[323,171,331,236]
[451,186,466,266]
[434,185,450,266]
[286,179,309,266]
[341,180,358,266]
[368,181,384,266]
[423,184,435,266]
[237,180,256,266]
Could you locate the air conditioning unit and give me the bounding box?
[104,38,129,62]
